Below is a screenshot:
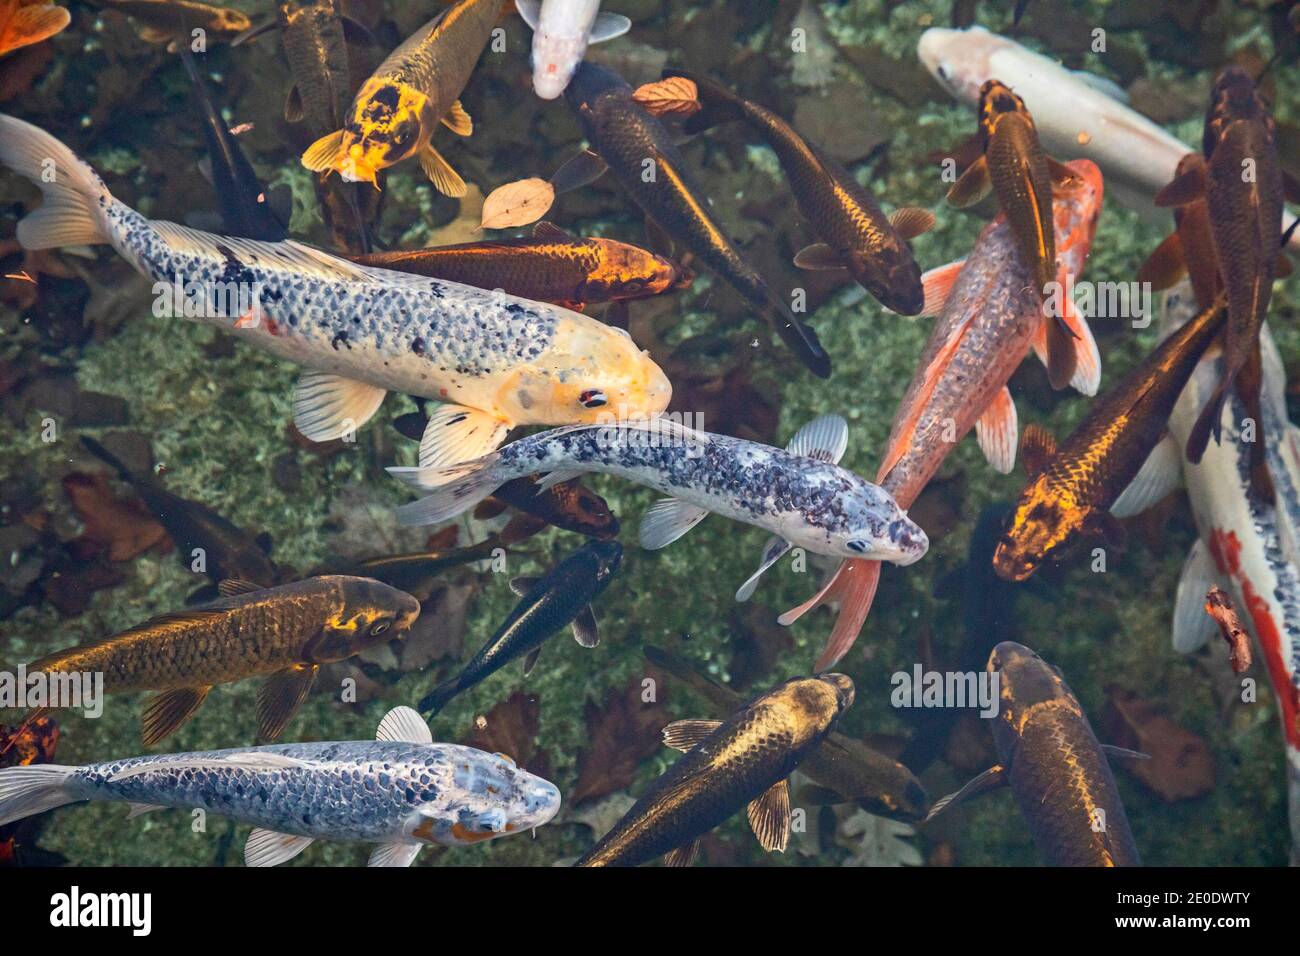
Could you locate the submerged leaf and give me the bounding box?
[631,76,701,117]
[479,177,555,231]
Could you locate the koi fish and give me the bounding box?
[389,416,928,584]
[947,79,1081,388]
[301,0,503,195]
[515,0,630,99]
[350,221,690,310]
[0,706,560,866]
[771,161,1103,669]
[576,674,854,866]
[929,642,1142,866]
[419,539,622,714]
[88,0,250,46]
[0,114,671,471]
[560,61,832,378]
[22,576,420,743]
[993,295,1228,582]
[665,68,931,316]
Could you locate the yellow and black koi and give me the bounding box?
[301,0,503,196]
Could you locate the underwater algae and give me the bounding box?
[0,0,1296,868]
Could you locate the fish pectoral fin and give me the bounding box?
[1154,159,1208,207]
[1046,157,1083,190]
[441,100,473,137]
[975,386,1018,475]
[292,372,387,443]
[6,4,70,50]
[945,156,991,209]
[924,764,1007,824]
[419,144,467,198]
[786,414,849,464]
[419,404,511,472]
[571,605,599,648]
[661,718,723,752]
[140,686,212,747]
[256,664,319,741]
[376,706,433,745]
[1172,539,1222,653]
[590,11,632,42]
[284,85,305,124]
[126,802,167,819]
[515,0,541,30]
[1136,232,1187,291]
[1110,432,1182,518]
[888,206,937,241]
[1018,424,1057,478]
[735,536,792,602]
[368,842,422,867]
[532,220,573,241]
[916,258,966,317]
[792,242,847,272]
[245,828,315,867]
[747,778,792,853]
[217,578,264,597]
[339,15,379,46]
[301,129,347,174]
[522,646,542,677]
[662,839,701,867]
[550,149,609,195]
[1101,744,1151,763]
[638,498,709,550]
[508,575,540,597]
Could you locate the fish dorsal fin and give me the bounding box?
[747,778,791,852]
[217,579,263,597]
[368,842,421,867]
[550,149,609,195]
[376,706,433,745]
[571,605,599,648]
[107,751,308,784]
[590,11,631,43]
[245,828,314,867]
[638,498,709,550]
[785,414,848,464]
[148,220,372,282]
[661,718,722,752]
[1018,424,1057,478]
[924,764,1007,824]
[418,404,511,472]
[257,664,319,741]
[1172,539,1221,653]
[888,206,936,241]
[532,221,572,241]
[292,372,387,443]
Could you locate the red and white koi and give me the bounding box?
[770,160,1105,670]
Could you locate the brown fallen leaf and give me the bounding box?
[571,676,667,804]
[479,177,555,231]
[460,691,550,780]
[631,76,701,117]
[1103,688,1215,802]
[1204,586,1252,674]
[62,472,171,562]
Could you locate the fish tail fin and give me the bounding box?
[388,453,510,527]
[0,114,114,250]
[663,69,745,134]
[417,677,461,716]
[0,764,80,828]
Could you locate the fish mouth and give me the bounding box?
[819,672,856,710]
[991,541,1035,582]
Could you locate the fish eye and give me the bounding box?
[937,65,949,80]
[579,389,607,408]
[369,620,392,637]
[846,539,869,554]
